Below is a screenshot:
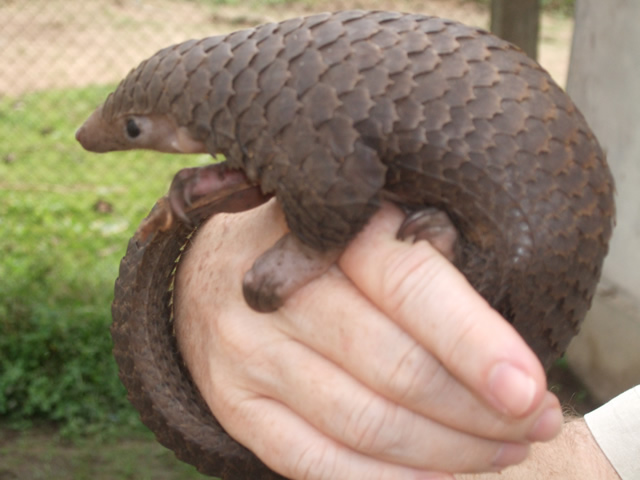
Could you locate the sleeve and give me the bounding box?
[584,384,640,479]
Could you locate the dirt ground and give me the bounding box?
[0,0,573,96]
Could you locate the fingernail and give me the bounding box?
[492,442,530,468]
[528,406,563,441]
[488,362,537,416]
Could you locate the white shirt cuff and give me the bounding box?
[584,385,640,479]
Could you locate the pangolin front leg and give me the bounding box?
[168,163,341,312]
[243,234,341,312]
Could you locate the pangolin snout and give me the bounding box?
[75,107,114,153]
[75,125,89,149]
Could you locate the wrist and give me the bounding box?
[560,418,620,479]
[454,418,620,480]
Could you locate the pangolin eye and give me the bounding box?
[126,118,141,138]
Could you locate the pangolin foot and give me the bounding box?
[397,207,459,262]
[243,233,341,313]
[168,164,253,225]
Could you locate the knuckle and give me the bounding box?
[439,308,484,370]
[343,398,396,454]
[213,313,258,359]
[211,387,247,421]
[292,443,337,480]
[381,244,447,319]
[386,344,445,404]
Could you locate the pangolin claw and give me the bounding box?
[168,167,199,226]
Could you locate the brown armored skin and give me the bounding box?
[77,10,615,479]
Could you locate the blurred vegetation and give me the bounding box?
[0,86,208,437]
[542,0,576,14]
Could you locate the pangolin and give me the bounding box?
[76,10,615,478]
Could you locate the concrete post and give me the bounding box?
[565,0,640,401]
[490,0,540,59]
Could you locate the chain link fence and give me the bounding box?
[1,0,271,166]
[1,0,273,98]
[0,0,307,254]
[0,0,491,200]
[1,0,486,165]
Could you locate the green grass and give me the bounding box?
[0,86,211,438]
[0,85,218,477]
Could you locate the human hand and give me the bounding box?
[174,200,563,480]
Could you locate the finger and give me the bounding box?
[340,203,558,423]
[220,395,454,480]
[180,262,530,473]
[176,293,454,480]
[239,331,530,472]
[279,268,561,443]
[175,205,531,473]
